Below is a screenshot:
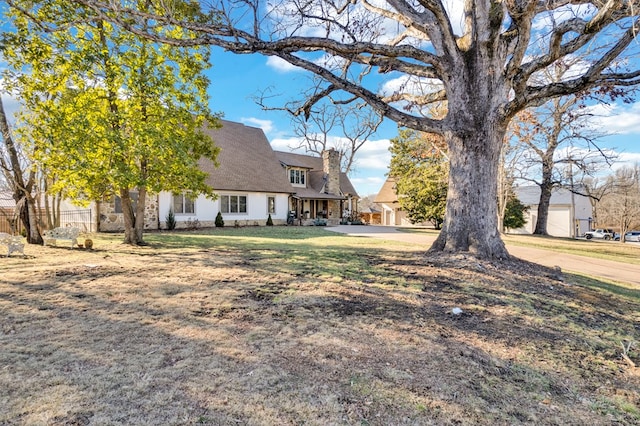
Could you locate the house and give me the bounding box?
[94,120,358,230]
[374,176,592,236]
[373,177,412,226]
[274,149,359,225]
[509,186,593,238]
[359,205,382,225]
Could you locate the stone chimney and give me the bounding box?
[322,148,341,195]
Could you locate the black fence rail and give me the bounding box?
[0,209,93,235]
[59,209,93,232]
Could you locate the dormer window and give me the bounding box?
[289,168,306,186]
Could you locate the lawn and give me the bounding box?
[1,227,638,425]
[401,227,640,265]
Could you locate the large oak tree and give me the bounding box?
[49,0,640,258]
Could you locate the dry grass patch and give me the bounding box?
[0,228,638,425]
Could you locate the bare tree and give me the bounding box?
[48,0,640,259]
[583,176,613,229]
[598,166,640,240]
[511,91,617,235]
[0,95,43,243]
[257,83,382,175]
[498,114,532,234]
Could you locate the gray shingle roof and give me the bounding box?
[274,151,359,198]
[199,120,294,194]
[515,185,585,206]
[274,151,320,169]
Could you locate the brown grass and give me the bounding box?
[1,229,639,425]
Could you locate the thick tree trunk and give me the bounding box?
[24,195,43,244]
[0,95,43,244]
[121,187,147,245]
[534,183,553,235]
[121,188,139,245]
[430,125,509,259]
[134,187,147,244]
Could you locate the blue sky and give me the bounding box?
[2,2,639,198]
[205,46,640,197]
[205,47,400,197]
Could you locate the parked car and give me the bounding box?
[624,231,640,242]
[584,229,615,240]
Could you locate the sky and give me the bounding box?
[204,45,640,197]
[3,2,640,198]
[203,47,400,197]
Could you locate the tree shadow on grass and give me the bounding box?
[1,238,639,424]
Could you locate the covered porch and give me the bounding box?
[288,194,356,226]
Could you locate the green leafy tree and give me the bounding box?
[3,1,220,245]
[502,196,529,231]
[389,129,448,229]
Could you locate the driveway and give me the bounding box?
[326,225,640,287]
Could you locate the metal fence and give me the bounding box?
[0,209,93,235]
[58,209,93,232]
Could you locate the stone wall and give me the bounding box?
[98,194,159,232]
[322,149,341,196]
[326,199,341,221]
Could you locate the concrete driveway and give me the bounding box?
[326,225,640,287]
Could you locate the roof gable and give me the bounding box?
[200,120,293,194]
[374,177,398,203]
[274,151,359,198]
[275,151,322,169]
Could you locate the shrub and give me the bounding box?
[266,214,273,226]
[215,211,224,227]
[165,209,176,230]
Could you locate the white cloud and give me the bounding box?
[585,102,640,135]
[352,138,391,171]
[265,56,302,73]
[270,136,306,152]
[350,176,386,196]
[241,117,275,134]
[351,175,385,186]
[532,4,596,31]
[611,151,640,171]
[442,0,465,35]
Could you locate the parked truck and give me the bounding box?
[584,229,615,240]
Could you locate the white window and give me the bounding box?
[289,169,306,185]
[221,195,247,214]
[267,196,276,214]
[172,193,195,214]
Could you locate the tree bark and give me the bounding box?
[120,188,138,245]
[431,123,509,259]
[134,187,146,244]
[121,187,147,245]
[534,182,553,235]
